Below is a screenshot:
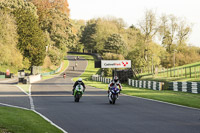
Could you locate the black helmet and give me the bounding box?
[114,76,118,82]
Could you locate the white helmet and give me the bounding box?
[113,76,119,82]
[78,78,82,82]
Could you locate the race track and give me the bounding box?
[0,55,200,133]
[31,55,200,133]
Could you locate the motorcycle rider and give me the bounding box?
[108,76,122,94]
[72,78,86,95]
[63,73,66,79]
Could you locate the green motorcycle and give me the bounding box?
[74,83,84,102]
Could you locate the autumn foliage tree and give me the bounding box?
[28,0,70,19]
[28,0,71,65]
[14,8,47,66]
[0,10,23,69]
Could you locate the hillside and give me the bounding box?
[138,61,200,82]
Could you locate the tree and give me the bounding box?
[80,17,122,54]
[159,15,178,53]
[138,10,158,62]
[80,19,97,52]
[14,8,47,66]
[0,10,23,68]
[94,18,119,54]
[0,0,38,18]
[28,0,71,65]
[177,20,191,46]
[27,0,70,18]
[158,14,193,67]
[105,34,126,54]
[103,16,127,31]
[69,19,86,52]
[121,25,141,55]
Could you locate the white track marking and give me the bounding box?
[0,102,30,110]
[16,85,29,95]
[29,84,32,95]
[0,102,68,133]
[16,84,68,132]
[16,85,35,110]
[33,110,68,133]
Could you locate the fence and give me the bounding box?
[135,66,200,79]
[92,75,163,90]
[92,75,112,84]
[92,75,200,94]
[168,82,200,94]
[128,79,163,91]
[112,69,133,83]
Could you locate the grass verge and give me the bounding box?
[69,54,100,82]
[72,54,200,109]
[139,61,200,82]
[42,59,69,80]
[0,107,63,133]
[17,84,30,94]
[16,59,69,93]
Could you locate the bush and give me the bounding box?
[0,10,23,69]
[48,47,63,65]
[42,56,52,69]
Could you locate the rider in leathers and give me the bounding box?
[72,78,86,95]
[108,76,122,94]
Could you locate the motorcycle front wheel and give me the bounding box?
[74,94,79,102]
[112,95,117,104]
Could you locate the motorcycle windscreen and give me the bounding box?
[75,84,84,91]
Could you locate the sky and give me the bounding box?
[68,0,200,47]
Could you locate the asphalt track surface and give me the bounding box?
[0,55,200,133]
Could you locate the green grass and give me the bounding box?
[15,60,69,92]
[17,84,30,94]
[72,54,200,109]
[0,57,69,75]
[138,61,200,82]
[42,59,69,80]
[0,128,10,133]
[0,107,63,133]
[69,54,100,82]
[122,85,200,108]
[0,65,20,74]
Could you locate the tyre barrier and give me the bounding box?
[128,79,163,91]
[92,75,112,84]
[168,82,200,94]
